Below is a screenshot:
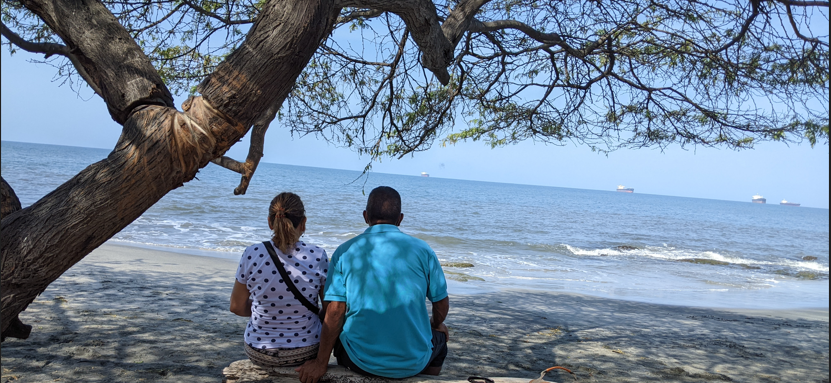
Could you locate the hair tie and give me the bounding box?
[273,207,285,219]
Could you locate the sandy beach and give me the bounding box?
[1,243,828,382]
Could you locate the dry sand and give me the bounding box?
[1,243,828,382]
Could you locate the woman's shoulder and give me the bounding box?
[239,241,272,261]
[243,241,271,253]
[293,241,327,258]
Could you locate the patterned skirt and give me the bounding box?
[244,342,319,367]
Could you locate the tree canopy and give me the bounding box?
[4,0,829,162]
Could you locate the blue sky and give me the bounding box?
[2,49,829,208]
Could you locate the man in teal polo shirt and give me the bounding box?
[297,186,450,382]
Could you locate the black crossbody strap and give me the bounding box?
[262,241,319,315]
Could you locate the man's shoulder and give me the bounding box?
[332,234,364,255]
[400,231,433,249]
[334,229,433,251]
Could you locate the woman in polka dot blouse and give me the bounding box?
[229,192,329,367]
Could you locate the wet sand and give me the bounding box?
[1,243,828,382]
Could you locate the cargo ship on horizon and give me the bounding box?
[616,185,634,193]
[752,195,766,204]
[780,200,800,207]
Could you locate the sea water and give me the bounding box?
[2,141,828,309]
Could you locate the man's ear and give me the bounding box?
[363,210,370,225]
[395,213,404,226]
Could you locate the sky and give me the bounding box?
[1,49,829,209]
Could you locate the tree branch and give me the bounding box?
[712,0,760,54]
[441,0,489,48]
[0,21,104,96]
[335,0,452,84]
[783,3,830,47]
[774,0,829,6]
[210,106,277,195]
[468,19,585,58]
[336,8,383,25]
[1,22,66,58]
[18,0,174,124]
[181,0,255,25]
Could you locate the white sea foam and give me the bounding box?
[564,244,830,273]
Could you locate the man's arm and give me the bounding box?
[296,301,346,383]
[430,297,450,339]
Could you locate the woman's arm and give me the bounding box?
[229,281,252,317]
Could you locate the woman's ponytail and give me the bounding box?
[268,192,305,254]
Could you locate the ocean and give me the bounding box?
[2,141,828,309]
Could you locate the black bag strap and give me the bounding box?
[262,241,319,315]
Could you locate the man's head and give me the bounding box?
[363,186,403,226]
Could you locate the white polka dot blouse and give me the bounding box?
[236,240,329,350]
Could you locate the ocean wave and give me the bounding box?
[564,244,830,274]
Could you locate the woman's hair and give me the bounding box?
[268,192,305,254]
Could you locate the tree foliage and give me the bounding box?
[3,0,828,161]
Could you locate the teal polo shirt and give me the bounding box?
[324,224,448,378]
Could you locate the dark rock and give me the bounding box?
[677,258,730,266]
[440,262,474,268]
[737,264,761,270]
[796,271,821,280]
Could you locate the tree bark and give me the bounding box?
[1,0,338,336]
[0,177,31,342]
[0,177,22,220]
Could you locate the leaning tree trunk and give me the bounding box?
[1,0,338,337]
[0,177,31,341]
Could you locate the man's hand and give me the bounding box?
[430,297,450,340]
[296,358,328,383]
[435,322,449,341]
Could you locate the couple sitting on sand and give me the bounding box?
[229,186,450,382]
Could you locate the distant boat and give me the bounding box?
[780,200,800,207]
[752,195,766,204]
[421,172,429,177]
[616,185,634,193]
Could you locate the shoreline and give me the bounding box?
[107,240,830,311]
[1,243,828,382]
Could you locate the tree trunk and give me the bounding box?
[0,177,31,341]
[1,0,338,336]
[0,177,22,220]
